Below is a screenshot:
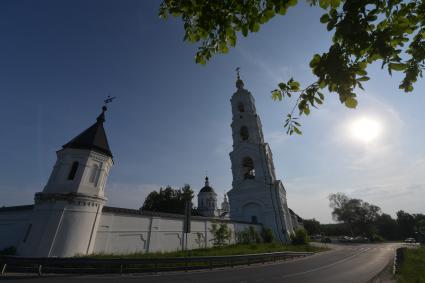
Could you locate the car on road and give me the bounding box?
[404,237,417,243]
[352,236,369,243]
[321,237,332,243]
[311,234,322,241]
[338,236,354,243]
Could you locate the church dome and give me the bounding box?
[199,177,215,193]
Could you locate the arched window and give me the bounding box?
[240,126,249,141]
[242,157,255,179]
[89,164,99,184]
[251,216,258,224]
[68,161,79,180]
[238,102,245,112]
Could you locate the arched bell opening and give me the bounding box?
[242,157,255,180]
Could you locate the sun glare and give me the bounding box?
[350,117,382,143]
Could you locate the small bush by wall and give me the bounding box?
[236,226,262,244]
[291,229,310,245]
[209,223,232,246]
[261,228,274,243]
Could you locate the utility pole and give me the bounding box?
[183,200,192,251]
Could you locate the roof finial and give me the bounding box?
[205,175,209,186]
[98,95,116,123]
[235,67,244,90]
[103,95,116,109]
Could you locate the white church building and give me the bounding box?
[0,76,302,257]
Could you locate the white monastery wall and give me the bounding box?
[93,207,261,255]
[0,206,32,251]
[0,206,261,256]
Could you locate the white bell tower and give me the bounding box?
[227,70,294,242]
[18,106,113,257]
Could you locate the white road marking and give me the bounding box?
[280,248,372,279]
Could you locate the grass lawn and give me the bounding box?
[397,247,425,283]
[88,243,327,259]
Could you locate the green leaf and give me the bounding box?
[289,80,300,91]
[358,61,367,69]
[252,22,260,32]
[388,63,406,71]
[288,0,298,7]
[195,53,206,65]
[225,27,233,38]
[320,14,330,23]
[327,20,336,31]
[357,76,370,81]
[271,90,282,101]
[278,6,287,15]
[310,54,321,68]
[314,97,323,104]
[356,69,367,76]
[264,9,275,20]
[219,43,229,53]
[330,0,340,8]
[344,97,358,108]
[368,53,382,61]
[319,0,330,9]
[293,127,302,135]
[242,26,248,37]
[303,107,311,115]
[227,34,236,47]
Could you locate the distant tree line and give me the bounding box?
[303,193,425,242]
[141,185,199,215]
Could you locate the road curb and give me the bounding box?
[0,251,315,276]
[367,249,396,283]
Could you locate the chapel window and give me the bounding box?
[89,164,99,184]
[238,102,245,112]
[68,161,79,180]
[240,126,249,141]
[242,157,255,179]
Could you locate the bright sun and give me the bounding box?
[350,117,382,143]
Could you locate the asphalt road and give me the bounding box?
[3,243,397,283]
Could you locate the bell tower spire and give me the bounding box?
[227,73,294,242]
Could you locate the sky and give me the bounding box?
[1,1,424,223]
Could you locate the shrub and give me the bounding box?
[370,234,384,242]
[210,223,232,246]
[236,226,262,244]
[291,228,310,245]
[0,246,17,255]
[261,227,274,243]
